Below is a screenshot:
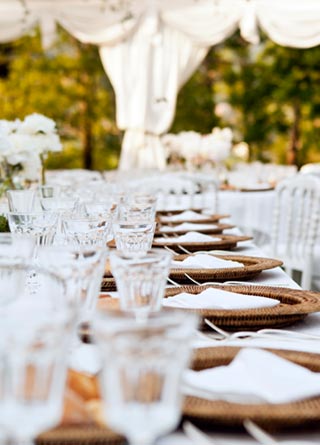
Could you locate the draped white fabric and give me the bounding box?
[0,0,320,169]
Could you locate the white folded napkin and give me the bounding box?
[183,348,320,404]
[155,231,219,244]
[161,210,210,222]
[163,287,279,310]
[171,254,243,269]
[161,222,218,233]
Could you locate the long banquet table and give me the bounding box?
[70,230,320,445]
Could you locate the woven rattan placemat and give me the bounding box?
[184,346,320,430]
[169,254,282,283]
[165,284,320,330]
[153,234,252,252]
[37,425,124,445]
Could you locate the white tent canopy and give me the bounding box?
[1,0,320,170]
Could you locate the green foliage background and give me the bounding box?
[0,28,319,169]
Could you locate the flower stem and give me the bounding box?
[40,153,46,185]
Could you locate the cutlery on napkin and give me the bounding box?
[171,253,243,269]
[183,348,320,404]
[155,231,219,244]
[163,287,279,310]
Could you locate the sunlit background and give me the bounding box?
[1,27,319,171]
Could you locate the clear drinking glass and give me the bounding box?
[61,213,111,247]
[7,211,58,246]
[117,193,157,223]
[37,244,108,322]
[6,189,36,212]
[38,185,61,198]
[113,221,155,255]
[40,196,79,212]
[93,310,198,445]
[0,234,36,304]
[109,249,171,317]
[0,233,35,263]
[0,263,75,445]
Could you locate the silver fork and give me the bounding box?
[162,233,193,254]
[243,420,318,445]
[183,275,292,288]
[183,421,220,445]
[204,318,320,342]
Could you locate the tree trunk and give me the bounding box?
[83,114,93,169]
[287,102,301,165]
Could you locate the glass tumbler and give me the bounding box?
[0,234,35,304]
[7,211,58,246]
[109,249,171,317]
[61,213,111,247]
[93,310,198,445]
[113,221,155,255]
[117,193,157,223]
[37,244,108,322]
[6,189,36,212]
[0,263,75,445]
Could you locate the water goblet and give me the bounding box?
[0,263,75,445]
[93,310,198,445]
[37,243,108,322]
[0,233,35,263]
[6,189,36,212]
[113,220,155,255]
[7,211,59,246]
[117,193,157,223]
[38,184,61,198]
[61,213,111,247]
[109,249,171,318]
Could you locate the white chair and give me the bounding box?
[300,163,320,177]
[129,173,199,211]
[270,175,320,289]
[177,172,219,212]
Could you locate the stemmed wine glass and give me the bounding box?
[93,309,198,445]
[0,262,76,445]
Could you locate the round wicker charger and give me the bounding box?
[169,254,282,283]
[165,284,320,330]
[153,234,252,252]
[184,346,320,430]
[157,213,230,225]
[155,223,234,236]
[37,425,124,445]
[101,277,116,292]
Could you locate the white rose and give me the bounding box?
[211,127,233,142]
[20,113,56,135]
[20,152,42,181]
[0,119,21,135]
[0,128,13,159]
[162,134,181,157]
[201,133,232,162]
[32,133,62,154]
[178,131,202,160]
[6,134,35,165]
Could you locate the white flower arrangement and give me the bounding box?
[0,113,62,189]
[162,127,233,168]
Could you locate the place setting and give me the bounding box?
[152,231,253,252]
[168,253,283,284]
[155,221,235,235]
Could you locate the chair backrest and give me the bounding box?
[271,175,320,265]
[177,172,219,212]
[129,173,199,211]
[300,163,320,176]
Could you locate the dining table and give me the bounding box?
[69,226,320,445]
